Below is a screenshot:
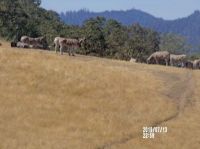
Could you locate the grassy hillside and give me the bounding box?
[0,42,199,149]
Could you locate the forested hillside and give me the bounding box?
[0,1,194,61]
[0,0,76,43]
[60,9,160,27]
[60,9,200,52]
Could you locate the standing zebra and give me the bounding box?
[54,37,85,56]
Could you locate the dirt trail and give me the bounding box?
[97,70,195,149]
[152,71,195,126]
[176,72,195,113]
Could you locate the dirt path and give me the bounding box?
[152,71,195,126]
[176,72,195,114]
[97,71,195,149]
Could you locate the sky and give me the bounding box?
[41,0,200,20]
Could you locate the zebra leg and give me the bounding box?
[68,47,71,56]
[72,48,75,56]
[155,58,159,65]
[55,46,57,53]
[170,59,173,66]
[182,62,185,68]
[165,59,169,66]
[60,46,64,55]
[193,63,196,69]
[55,44,58,53]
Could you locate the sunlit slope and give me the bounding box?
[0,42,199,149]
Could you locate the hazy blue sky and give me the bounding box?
[41,0,200,20]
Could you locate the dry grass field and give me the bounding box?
[0,41,200,149]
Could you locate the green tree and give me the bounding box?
[160,33,191,54]
[83,17,106,56]
[104,19,128,59]
[0,0,68,44]
[126,24,160,62]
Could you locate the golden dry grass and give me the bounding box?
[0,41,199,149]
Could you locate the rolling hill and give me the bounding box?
[60,9,200,51]
[0,42,200,149]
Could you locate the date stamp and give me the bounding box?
[143,126,168,139]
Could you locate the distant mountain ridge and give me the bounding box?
[60,9,200,52]
[60,9,163,26]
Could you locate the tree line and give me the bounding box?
[61,9,200,53]
[0,0,195,62]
